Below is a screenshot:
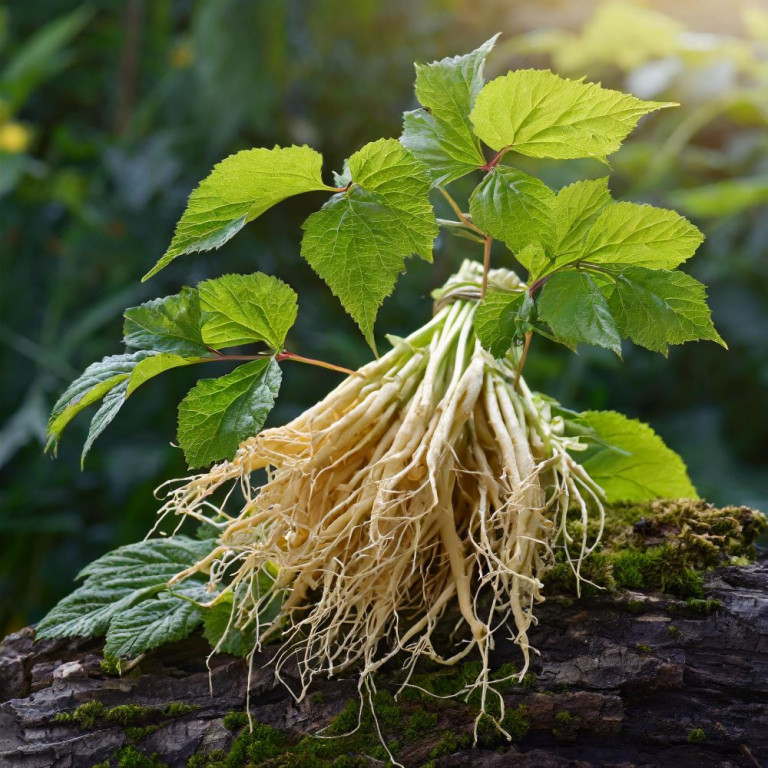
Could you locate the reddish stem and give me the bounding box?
[481,146,510,172]
[276,351,355,376]
[481,236,492,299]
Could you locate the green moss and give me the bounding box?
[668,625,682,639]
[100,657,122,675]
[125,725,159,742]
[688,728,706,743]
[625,599,645,613]
[553,710,578,725]
[428,730,471,759]
[113,745,168,768]
[476,704,530,748]
[106,704,155,726]
[223,711,250,732]
[686,598,722,614]
[636,643,653,654]
[404,709,438,741]
[163,702,198,718]
[310,692,326,705]
[545,501,766,600]
[53,700,105,728]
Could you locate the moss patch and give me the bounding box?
[545,500,766,599]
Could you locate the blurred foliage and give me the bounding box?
[1,0,766,633]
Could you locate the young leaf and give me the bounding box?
[470,69,672,161]
[123,288,210,358]
[104,588,206,661]
[177,358,281,468]
[474,289,527,358]
[36,536,213,640]
[46,351,152,453]
[198,272,298,351]
[604,267,726,355]
[143,145,334,280]
[301,139,437,350]
[579,410,698,501]
[538,271,622,355]
[552,177,612,259]
[575,202,704,270]
[469,166,555,255]
[401,35,498,185]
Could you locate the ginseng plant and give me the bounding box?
[37,36,724,740]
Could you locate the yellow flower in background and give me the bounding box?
[0,121,32,153]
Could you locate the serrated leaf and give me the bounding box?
[123,288,210,357]
[474,289,527,358]
[538,271,622,355]
[177,358,281,468]
[36,536,213,641]
[579,410,698,501]
[143,145,334,279]
[604,267,726,355]
[552,177,612,259]
[469,166,555,255]
[198,272,298,351]
[46,351,151,452]
[104,590,205,661]
[301,139,437,350]
[576,202,703,269]
[401,35,497,185]
[470,69,672,160]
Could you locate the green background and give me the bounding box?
[2,0,767,633]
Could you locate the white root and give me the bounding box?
[156,260,605,738]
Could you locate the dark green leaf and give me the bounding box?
[604,267,726,355]
[36,536,213,641]
[401,35,497,185]
[538,271,622,355]
[474,289,527,358]
[469,167,555,255]
[123,288,210,357]
[177,358,281,468]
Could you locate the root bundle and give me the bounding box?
[159,261,605,731]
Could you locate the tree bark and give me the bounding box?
[1,562,766,768]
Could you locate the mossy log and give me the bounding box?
[1,502,767,768]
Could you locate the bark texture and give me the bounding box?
[1,563,766,768]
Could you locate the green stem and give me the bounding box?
[209,350,355,376]
[438,187,485,236]
[481,237,492,298]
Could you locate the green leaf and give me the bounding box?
[552,177,612,259]
[401,35,497,185]
[474,289,527,357]
[104,589,205,661]
[46,351,151,453]
[198,272,298,351]
[538,271,622,355]
[177,358,281,468]
[203,569,279,657]
[143,145,334,280]
[604,267,726,355]
[469,166,555,255]
[470,69,672,160]
[123,288,210,357]
[576,202,703,270]
[301,139,437,350]
[579,410,698,502]
[126,353,202,396]
[36,536,213,641]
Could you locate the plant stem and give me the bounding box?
[481,236,492,298]
[481,146,510,172]
[438,188,485,236]
[514,331,532,389]
[209,351,355,376]
[276,351,355,376]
